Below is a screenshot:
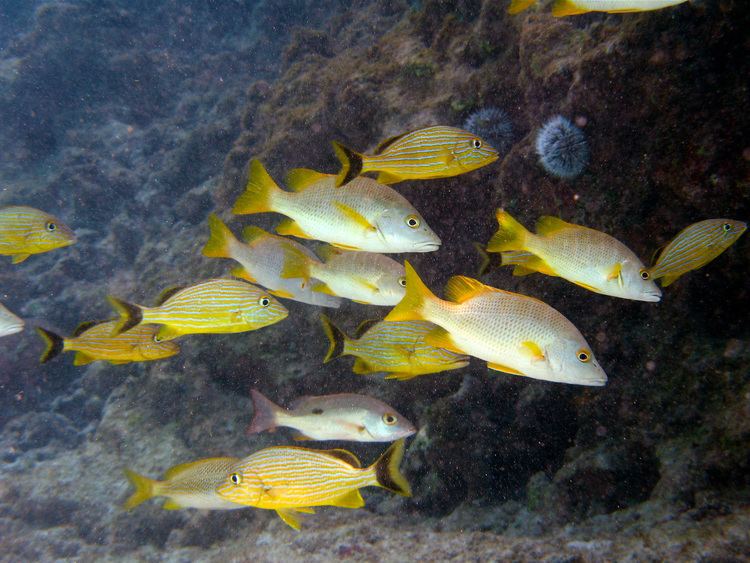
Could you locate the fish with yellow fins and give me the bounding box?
[321,315,470,380]
[508,0,689,16]
[108,278,288,340]
[385,262,607,386]
[232,161,441,253]
[281,245,406,306]
[36,321,179,365]
[124,458,243,511]
[216,439,411,530]
[646,219,747,287]
[487,210,662,302]
[333,125,498,186]
[0,206,76,263]
[202,213,341,308]
[247,389,416,442]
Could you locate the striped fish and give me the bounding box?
[202,213,341,308]
[333,125,498,186]
[216,439,411,530]
[124,457,243,511]
[36,320,179,365]
[320,315,470,381]
[0,206,76,263]
[232,161,440,253]
[646,219,747,287]
[108,279,288,341]
[0,302,24,337]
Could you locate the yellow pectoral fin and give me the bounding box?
[424,327,465,354]
[269,288,295,299]
[606,263,624,287]
[353,276,380,293]
[333,201,377,232]
[520,341,545,362]
[331,490,365,509]
[162,499,183,510]
[487,362,526,376]
[276,509,302,530]
[11,253,30,264]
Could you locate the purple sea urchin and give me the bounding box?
[463,107,514,154]
[535,116,589,179]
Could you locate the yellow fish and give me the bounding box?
[333,125,498,186]
[108,278,288,340]
[385,263,607,386]
[646,219,747,287]
[232,161,440,253]
[216,439,411,530]
[124,458,243,510]
[509,0,689,16]
[487,210,662,302]
[320,315,470,381]
[0,206,76,263]
[202,213,341,307]
[36,321,179,366]
[281,245,406,306]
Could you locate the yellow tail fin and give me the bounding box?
[507,0,536,14]
[202,213,237,259]
[370,439,411,497]
[486,209,531,253]
[383,261,435,322]
[232,160,281,215]
[123,469,158,510]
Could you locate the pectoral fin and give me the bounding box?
[520,341,545,362]
[606,263,624,287]
[156,325,183,341]
[353,276,380,293]
[333,201,377,232]
[425,327,465,354]
[276,509,302,530]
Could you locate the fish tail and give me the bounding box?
[487,209,530,253]
[507,0,536,14]
[370,439,412,497]
[247,389,283,435]
[473,242,492,276]
[320,314,349,363]
[332,141,364,187]
[108,296,144,335]
[232,159,280,215]
[36,327,64,364]
[202,213,237,259]
[384,261,435,323]
[279,244,312,284]
[123,469,158,510]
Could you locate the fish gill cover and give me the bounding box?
[0,0,749,560]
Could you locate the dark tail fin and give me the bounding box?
[108,296,143,335]
[320,314,348,363]
[332,141,364,187]
[370,439,411,497]
[246,389,283,435]
[36,327,64,364]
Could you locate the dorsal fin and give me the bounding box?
[535,216,572,236]
[316,244,342,263]
[285,168,332,192]
[374,130,413,154]
[242,225,270,244]
[444,276,491,303]
[155,286,185,306]
[324,448,361,468]
[72,320,102,337]
[355,319,380,338]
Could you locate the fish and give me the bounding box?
[645,219,747,287]
[108,279,288,341]
[0,302,24,337]
[385,262,607,386]
[123,457,243,511]
[247,389,416,442]
[202,213,341,308]
[216,439,411,530]
[487,210,662,302]
[333,125,498,186]
[320,315,470,381]
[0,206,76,263]
[232,161,441,253]
[36,320,180,366]
[507,0,536,13]
[508,0,689,16]
[281,245,406,306]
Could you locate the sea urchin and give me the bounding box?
[535,115,589,179]
[463,107,514,154]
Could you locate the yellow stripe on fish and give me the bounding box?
[509,0,689,16]
[216,439,411,530]
[487,210,662,302]
[36,320,179,366]
[385,262,607,386]
[320,315,470,381]
[0,206,76,263]
[646,219,747,287]
[124,457,243,511]
[232,161,440,253]
[108,278,288,340]
[333,125,498,186]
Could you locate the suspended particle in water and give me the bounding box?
[535,115,589,179]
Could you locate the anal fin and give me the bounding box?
[162,499,183,510]
[276,508,302,530]
[331,489,365,508]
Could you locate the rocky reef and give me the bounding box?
[0,0,748,560]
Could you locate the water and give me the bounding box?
[0,1,748,560]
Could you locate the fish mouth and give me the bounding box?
[641,291,662,303]
[413,240,441,252]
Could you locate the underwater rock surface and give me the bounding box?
[0,0,748,560]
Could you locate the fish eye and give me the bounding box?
[577,349,591,363]
[639,269,650,280]
[405,215,420,229]
[46,222,57,232]
[153,334,162,343]
[472,139,482,149]
[258,296,270,307]
[382,413,397,425]
[230,472,242,485]
[722,223,732,232]
[398,277,406,287]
